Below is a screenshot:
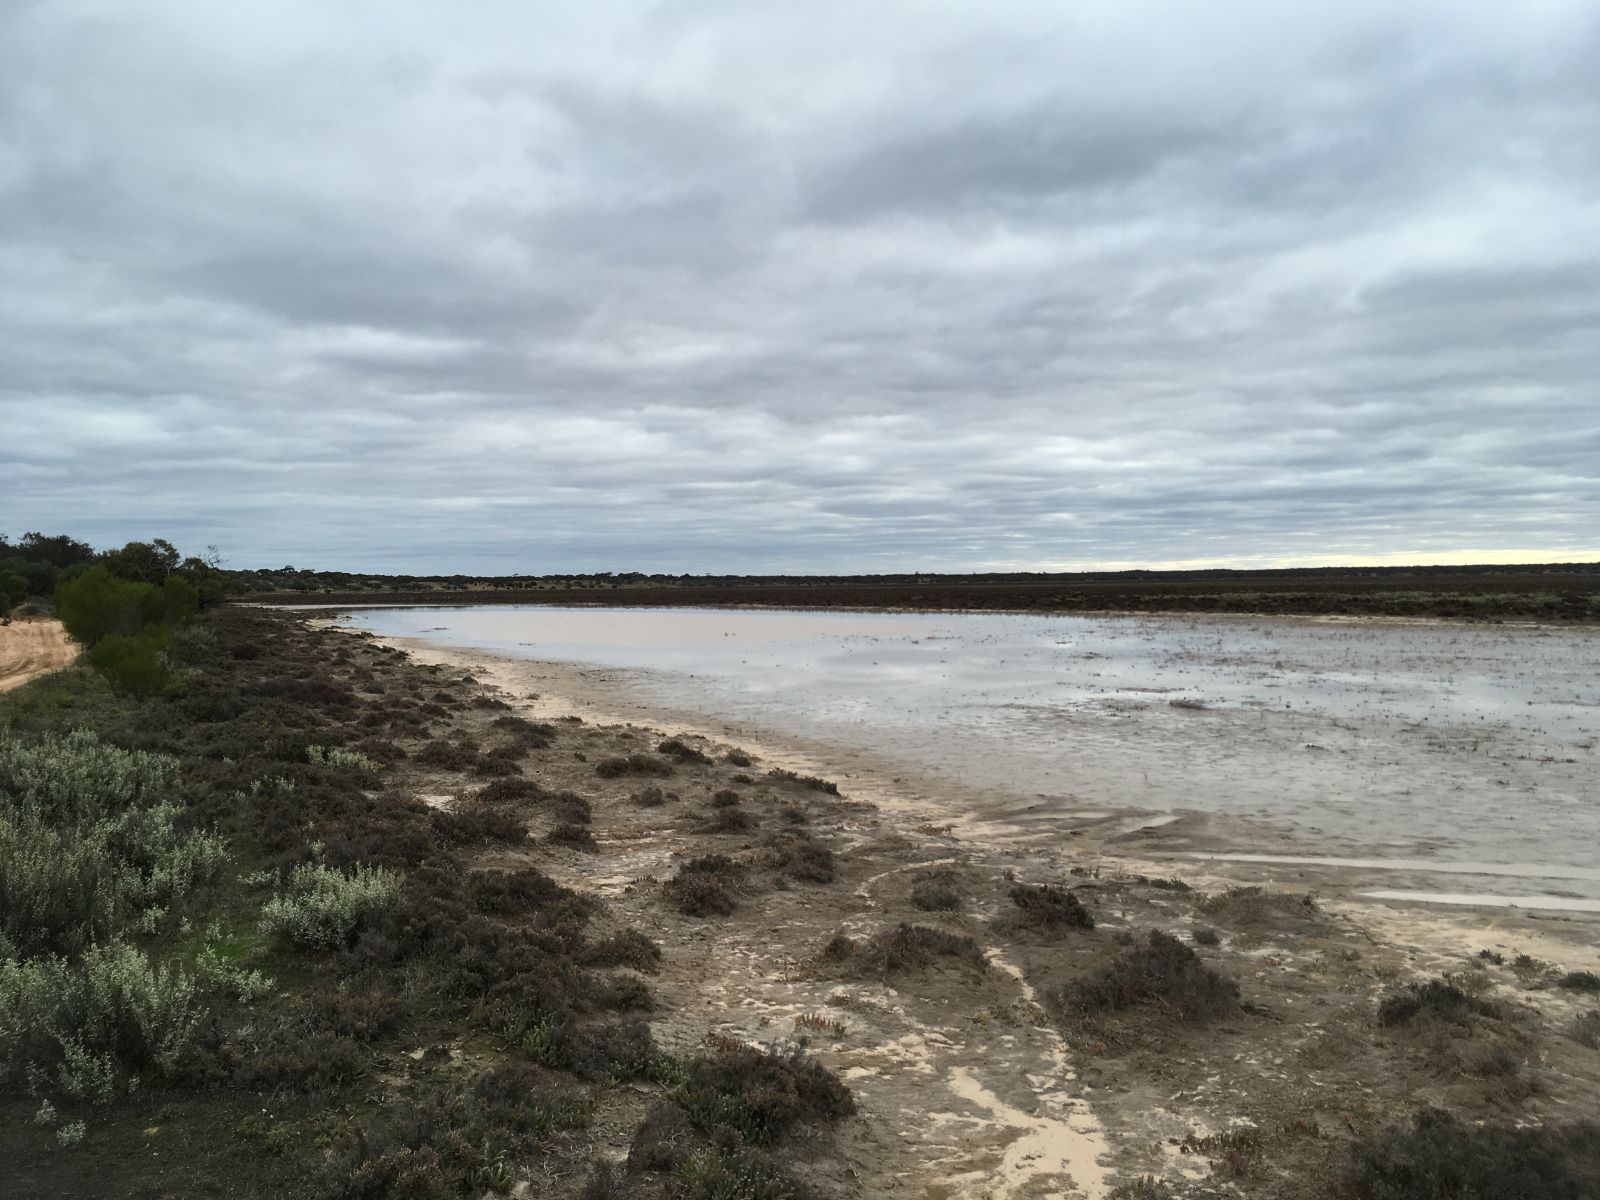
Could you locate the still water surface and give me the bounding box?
[343,606,1600,898]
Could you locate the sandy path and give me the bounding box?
[0,618,78,692]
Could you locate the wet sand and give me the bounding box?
[0,618,77,693]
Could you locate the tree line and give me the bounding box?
[1,532,232,696]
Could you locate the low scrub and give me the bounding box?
[1199,886,1319,926]
[765,768,839,794]
[911,881,962,912]
[1378,979,1500,1027]
[260,862,402,950]
[658,738,712,764]
[1005,881,1094,931]
[664,855,746,917]
[1,732,225,957]
[0,941,201,1103]
[595,753,673,779]
[678,1042,854,1145]
[765,833,836,883]
[1343,1108,1600,1199]
[1065,930,1238,1022]
[825,924,987,976]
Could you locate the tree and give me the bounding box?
[108,539,182,584]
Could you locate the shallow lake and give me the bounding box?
[341,605,1600,902]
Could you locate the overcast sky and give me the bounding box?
[3,1,1597,574]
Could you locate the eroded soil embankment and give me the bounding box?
[0,618,77,692]
[379,631,1600,1199]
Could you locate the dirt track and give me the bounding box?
[0,618,78,692]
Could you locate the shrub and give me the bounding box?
[473,777,545,805]
[595,754,673,779]
[829,924,987,976]
[658,738,712,764]
[1006,882,1094,931]
[1066,930,1239,1022]
[676,1149,810,1200]
[679,1043,854,1145]
[260,862,402,950]
[0,941,201,1103]
[1199,886,1318,926]
[306,744,379,773]
[710,788,742,807]
[628,1101,696,1172]
[415,739,479,770]
[580,929,662,973]
[87,632,171,698]
[766,834,836,883]
[547,823,598,852]
[702,806,757,834]
[632,785,667,807]
[664,855,746,917]
[54,566,163,646]
[1570,1012,1600,1050]
[725,750,753,767]
[765,768,838,794]
[1378,979,1500,1026]
[1,733,224,957]
[1557,971,1600,993]
[911,882,962,912]
[1343,1108,1600,1199]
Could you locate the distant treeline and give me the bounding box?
[231,560,1600,597]
[242,562,1600,622]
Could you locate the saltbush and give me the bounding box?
[0,732,224,957]
[260,862,402,950]
[0,941,201,1103]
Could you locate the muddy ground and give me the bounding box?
[382,630,1600,1199]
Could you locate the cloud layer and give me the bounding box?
[4,0,1597,572]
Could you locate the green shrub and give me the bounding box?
[0,733,223,957]
[87,632,171,697]
[260,862,402,950]
[0,730,176,824]
[0,941,201,1103]
[55,566,163,646]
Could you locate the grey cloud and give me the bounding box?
[2,1,1598,573]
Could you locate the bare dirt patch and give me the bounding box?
[0,617,77,692]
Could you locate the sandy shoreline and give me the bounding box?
[368,627,1600,938]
